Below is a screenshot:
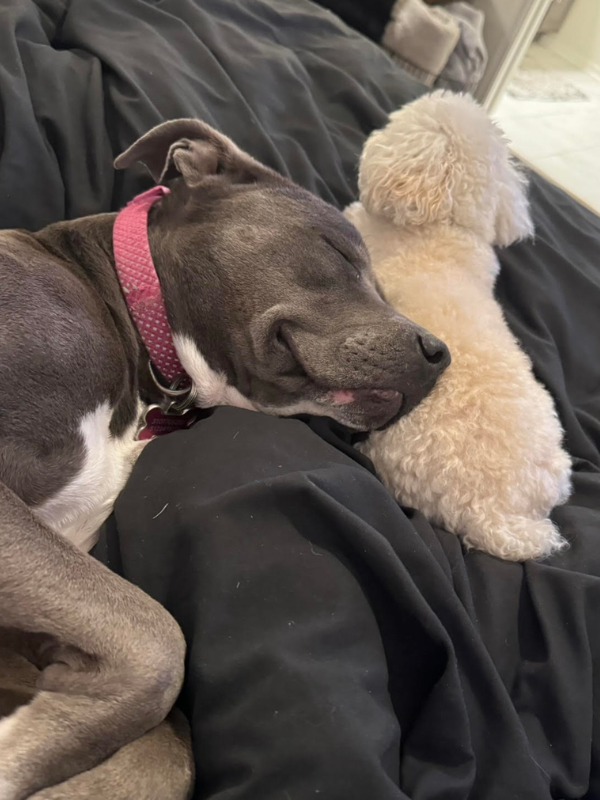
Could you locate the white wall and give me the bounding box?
[544,0,600,77]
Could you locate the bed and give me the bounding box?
[2,1,600,797]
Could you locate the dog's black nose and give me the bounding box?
[417,333,450,370]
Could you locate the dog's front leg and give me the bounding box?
[0,482,186,800]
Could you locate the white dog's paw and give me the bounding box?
[0,778,17,800]
[0,713,20,800]
[463,515,568,562]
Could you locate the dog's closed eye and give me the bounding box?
[321,236,362,278]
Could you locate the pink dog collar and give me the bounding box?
[113,186,198,439]
[113,185,185,385]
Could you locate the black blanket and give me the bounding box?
[2,1,600,798]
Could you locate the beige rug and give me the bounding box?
[507,67,589,102]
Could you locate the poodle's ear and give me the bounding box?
[358,91,534,245]
[358,97,457,228]
[492,154,534,247]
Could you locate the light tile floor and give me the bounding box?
[494,41,600,216]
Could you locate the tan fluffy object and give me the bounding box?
[346,91,571,561]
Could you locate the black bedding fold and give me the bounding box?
[0,0,423,228]
[96,407,600,799]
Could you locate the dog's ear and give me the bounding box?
[358,91,534,245]
[114,119,270,187]
[358,95,457,228]
[492,155,534,247]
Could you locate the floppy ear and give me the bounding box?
[359,91,534,245]
[114,118,270,187]
[492,154,534,247]
[358,101,458,228]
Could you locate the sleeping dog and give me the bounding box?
[0,120,449,799]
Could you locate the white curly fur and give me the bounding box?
[347,91,571,561]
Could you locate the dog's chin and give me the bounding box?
[324,388,404,432]
[249,384,405,431]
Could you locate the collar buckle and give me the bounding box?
[148,361,197,415]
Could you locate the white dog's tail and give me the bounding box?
[461,514,568,562]
[358,90,534,246]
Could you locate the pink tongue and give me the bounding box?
[331,390,356,405]
[331,389,400,405]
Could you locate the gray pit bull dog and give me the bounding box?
[0,120,449,799]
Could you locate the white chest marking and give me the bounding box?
[32,340,315,552]
[35,402,144,551]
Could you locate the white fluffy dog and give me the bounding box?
[346,91,571,561]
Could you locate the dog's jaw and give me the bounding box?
[173,334,256,411]
[173,334,342,419]
[172,334,411,429]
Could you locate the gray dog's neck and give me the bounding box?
[37,213,118,292]
[34,213,163,404]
